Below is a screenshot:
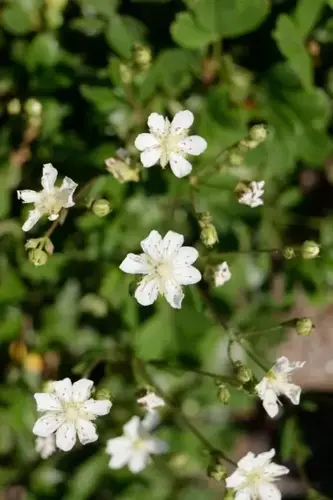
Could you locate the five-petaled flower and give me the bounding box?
[17,163,78,232]
[119,230,201,309]
[226,448,289,500]
[255,356,305,418]
[137,391,165,412]
[135,110,207,178]
[239,181,265,208]
[106,414,168,473]
[33,378,112,452]
[35,435,56,459]
[214,262,231,287]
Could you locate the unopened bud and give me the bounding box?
[199,213,218,248]
[296,318,313,337]
[95,388,111,400]
[9,340,27,364]
[105,157,140,183]
[217,384,230,404]
[24,353,44,374]
[7,98,21,115]
[283,247,296,260]
[228,149,244,166]
[24,98,42,117]
[234,361,252,384]
[249,124,268,143]
[28,249,48,266]
[207,452,228,481]
[92,199,111,217]
[119,63,133,85]
[301,240,320,260]
[132,43,152,71]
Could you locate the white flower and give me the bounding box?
[255,357,305,418]
[214,262,231,287]
[135,110,207,178]
[119,230,201,309]
[35,435,56,459]
[106,414,168,473]
[226,448,289,500]
[137,391,165,412]
[17,163,78,232]
[32,378,112,452]
[239,181,265,208]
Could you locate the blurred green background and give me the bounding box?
[1,0,333,498]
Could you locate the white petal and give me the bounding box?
[142,410,161,431]
[137,393,165,411]
[17,190,41,204]
[83,399,112,416]
[226,470,246,489]
[178,136,207,156]
[170,110,194,133]
[254,448,276,467]
[235,489,252,500]
[56,422,76,451]
[35,435,56,459]
[76,418,98,445]
[41,163,58,192]
[106,436,131,455]
[265,463,290,478]
[52,378,72,402]
[123,416,141,440]
[22,209,43,232]
[60,176,78,208]
[72,379,94,402]
[146,438,168,455]
[48,213,59,221]
[33,414,64,437]
[169,153,192,178]
[283,383,301,405]
[119,253,151,275]
[34,393,61,412]
[148,113,166,135]
[262,389,280,418]
[174,265,201,285]
[141,230,163,260]
[164,279,184,309]
[258,482,281,500]
[255,378,269,399]
[140,147,161,168]
[174,247,199,266]
[135,133,159,151]
[108,449,131,469]
[128,450,150,473]
[237,452,256,471]
[135,277,159,306]
[163,230,184,258]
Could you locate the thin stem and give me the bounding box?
[237,340,269,372]
[238,325,284,339]
[147,359,234,383]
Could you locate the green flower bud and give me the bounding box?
[249,124,268,143]
[283,247,296,260]
[105,157,140,183]
[228,149,244,166]
[199,213,218,248]
[234,361,252,384]
[24,98,42,117]
[7,98,21,115]
[207,452,228,481]
[301,240,320,259]
[296,318,313,336]
[28,249,48,266]
[92,199,111,217]
[217,384,230,404]
[95,388,111,400]
[119,63,133,85]
[132,43,152,70]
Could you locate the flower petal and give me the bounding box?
[128,450,150,473]
[48,213,59,221]
[135,133,159,151]
[142,410,160,431]
[108,448,131,469]
[22,209,43,232]
[262,388,279,418]
[174,247,199,266]
[72,379,94,402]
[41,163,58,192]
[17,190,41,204]
[76,418,98,445]
[265,463,290,478]
[141,230,163,260]
[140,147,161,168]
[146,438,168,455]
[33,414,64,437]
[106,436,131,455]
[52,378,72,402]
[123,416,141,440]
[170,110,194,133]
[237,451,256,471]
[163,230,184,258]
[135,278,159,306]
[164,279,184,309]
[283,383,301,405]
[169,153,192,178]
[226,470,246,489]
[174,265,201,285]
[119,253,151,275]
[137,393,165,412]
[254,448,276,467]
[178,136,207,156]
[60,176,78,208]
[34,393,62,412]
[83,399,112,416]
[148,113,166,135]
[258,482,281,500]
[235,489,252,500]
[56,422,76,451]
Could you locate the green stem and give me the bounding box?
[147,359,235,384]
[237,340,270,372]
[238,325,284,339]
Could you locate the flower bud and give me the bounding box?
[24,98,43,117]
[119,63,133,85]
[7,98,21,115]
[217,384,230,404]
[95,388,111,400]
[9,340,27,364]
[92,199,111,217]
[199,213,218,248]
[296,318,313,336]
[228,149,244,166]
[234,361,252,384]
[105,157,140,183]
[207,452,228,481]
[28,249,48,266]
[283,247,296,260]
[23,353,44,374]
[301,240,320,259]
[132,43,152,71]
[249,124,268,143]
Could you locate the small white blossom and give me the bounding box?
[214,262,231,287]
[33,378,112,452]
[239,181,265,208]
[255,357,305,418]
[137,392,165,412]
[106,414,168,474]
[135,110,207,178]
[119,230,201,309]
[226,448,289,500]
[35,435,56,459]
[17,163,78,232]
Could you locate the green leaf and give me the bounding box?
[171,12,218,49]
[273,14,313,90]
[2,6,32,35]
[80,85,119,112]
[135,309,176,360]
[25,33,60,70]
[77,0,119,16]
[64,453,108,500]
[106,15,146,59]
[293,0,326,38]
[71,17,105,36]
